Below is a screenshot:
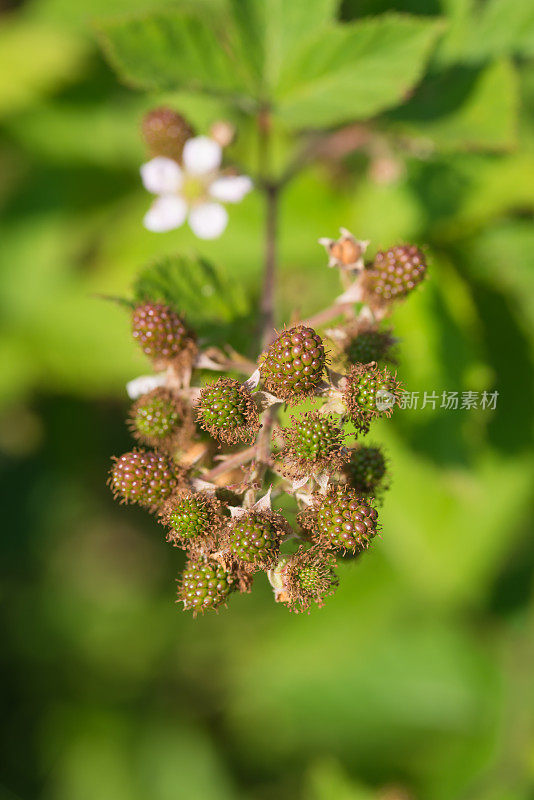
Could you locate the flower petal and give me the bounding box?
[209,175,253,203]
[188,202,228,239]
[126,373,167,399]
[140,157,182,194]
[143,195,187,233]
[183,136,222,175]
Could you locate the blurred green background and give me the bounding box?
[2,0,534,798]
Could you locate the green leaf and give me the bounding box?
[391,59,519,152]
[96,7,254,102]
[274,15,444,128]
[228,0,339,93]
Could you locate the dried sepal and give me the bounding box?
[108,448,185,512]
[159,488,225,550]
[298,485,379,555]
[343,362,402,431]
[274,546,339,613]
[127,387,195,452]
[220,510,291,573]
[318,228,369,271]
[195,377,260,445]
[259,325,326,403]
[276,411,349,480]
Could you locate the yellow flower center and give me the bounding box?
[182,176,206,203]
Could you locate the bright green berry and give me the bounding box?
[344,363,400,429]
[179,558,233,613]
[196,378,259,444]
[260,325,326,401]
[128,388,190,450]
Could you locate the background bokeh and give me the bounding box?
[1,1,534,798]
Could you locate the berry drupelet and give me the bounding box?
[196,377,259,444]
[132,302,197,370]
[260,325,326,402]
[108,448,180,511]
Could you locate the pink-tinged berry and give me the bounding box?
[178,557,234,615]
[275,546,339,613]
[277,411,348,479]
[132,302,197,370]
[142,107,194,161]
[222,511,289,572]
[342,445,389,498]
[128,388,193,451]
[343,362,401,431]
[299,486,379,553]
[196,378,259,445]
[363,244,427,306]
[259,325,326,402]
[108,448,181,511]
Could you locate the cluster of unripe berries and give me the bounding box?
[108,239,427,614]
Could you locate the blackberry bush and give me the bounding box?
[105,100,429,615]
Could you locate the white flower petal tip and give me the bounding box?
[209,175,253,203]
[243,368,261,391]
[126,373,167,399]
[253,486,272,512]
[140,157,182,194]
[143,195,187,233]
[188,202,228,239]
[183,136,222,175]
[290,476,309,492]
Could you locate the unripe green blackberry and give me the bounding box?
[178,557,234,614]
[269,546,338,612]
[223,511,288,572]
[260,325,326,402]
[128,388,192,451]
[363,244,427,305]
[344,327,396,366]
[160,490,222,549]
[300,486,379,553]
[344,362,401,431]
[196,377,259,444]
[132,302,197,370]
[343,445,388,497]
[278,411,348,478]
[108,448,180,510]
[142,107,194,161]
